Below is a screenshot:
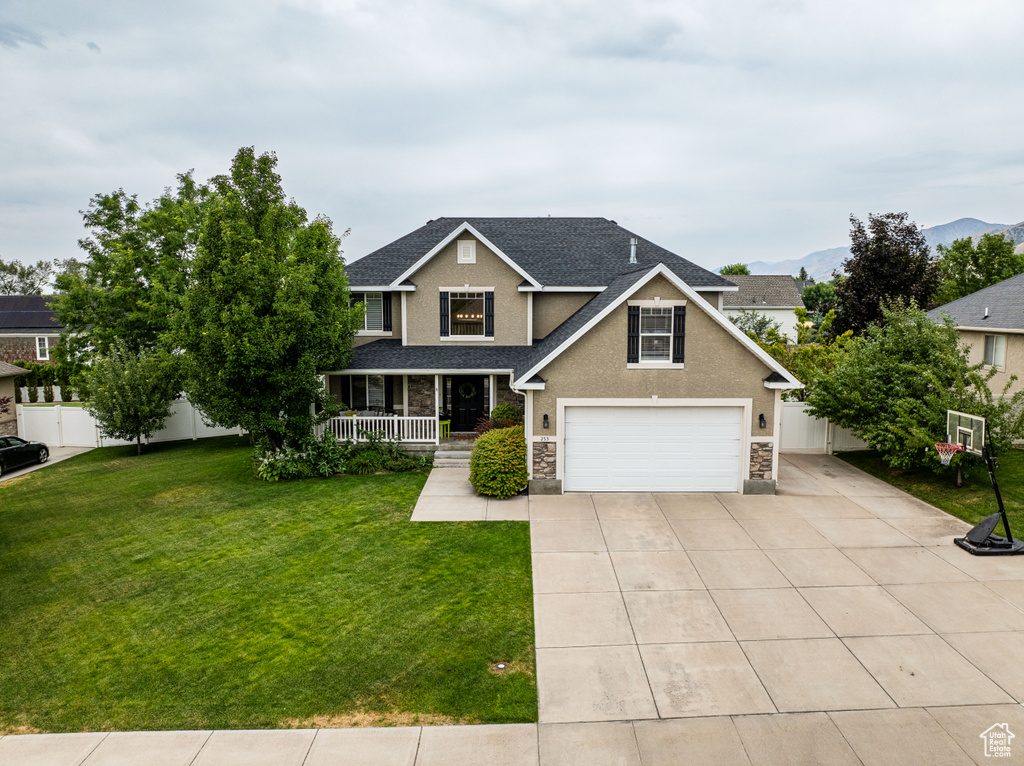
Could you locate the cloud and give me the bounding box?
[0,20,45,49]
[2,0,1024,270]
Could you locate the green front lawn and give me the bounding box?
[837,448,1024,531]
[0,437,536,733]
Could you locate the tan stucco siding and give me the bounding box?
[404,235,530,346]
[532,292,598,340]
[531,275,777,438]
[960,330,1024,397]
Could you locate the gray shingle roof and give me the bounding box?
[722,275,804,308]
[0,295,63,331]
[345,218,734,290]
[0,361,29,378]
[346,341,528,372]
[926,273,1024,331]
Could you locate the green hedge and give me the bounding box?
[470,425,528,499]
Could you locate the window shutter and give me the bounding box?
[384,376,394,412]
[672,305,686,363]
[439,292,449,337]
[484,291,494,337]
[382,293,392,332]
[627,305,640,363]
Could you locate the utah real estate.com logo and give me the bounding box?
[980,723,1014,758]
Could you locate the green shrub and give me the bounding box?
[348,450,387,475]
[27,385,38,403]
[470,425,527,499]
[14,386,22,404]
[43,382,54,402]
[474,403,525,435]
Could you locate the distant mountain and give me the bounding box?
[743,218,1013,281]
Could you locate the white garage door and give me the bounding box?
[563,406,744,492]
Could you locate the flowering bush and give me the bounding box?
[253,429,431,482]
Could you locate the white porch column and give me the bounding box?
[402,375,409,415]
[489,374,496,415]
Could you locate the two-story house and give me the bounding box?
[328,218,801,494]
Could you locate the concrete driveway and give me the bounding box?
[5,453,1024,765]
[0,445,92,483]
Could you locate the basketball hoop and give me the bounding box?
[935,442,964,466]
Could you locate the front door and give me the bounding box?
[451,376,485,432]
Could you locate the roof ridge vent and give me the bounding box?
[629,237,637,264]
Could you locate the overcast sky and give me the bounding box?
[3,0,1024,272]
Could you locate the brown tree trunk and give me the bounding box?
[137,434,142,455]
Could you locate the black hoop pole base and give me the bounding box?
[955,536,1024,556]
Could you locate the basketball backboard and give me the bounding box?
[947,410,986,456]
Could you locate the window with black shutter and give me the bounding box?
[672,305,686,363]
[439,291,449,337]
[627,305,640,363]
[484,291,494,337]
[382,293,392,332]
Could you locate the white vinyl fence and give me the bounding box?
[780,402,868,454]
[17,399,243,448]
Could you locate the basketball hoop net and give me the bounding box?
[935,442,964,466]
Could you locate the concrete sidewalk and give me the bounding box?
[4,454,1024,764]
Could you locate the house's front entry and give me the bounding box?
[449,375,485,432]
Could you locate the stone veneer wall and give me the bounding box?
[532,442,556,480]
[496,378,525,411]
[749,441,774,480]
[0,419,16,437]
[407,375,436,417]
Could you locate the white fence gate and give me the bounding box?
[780,402,868,453]
[17,399,243,448]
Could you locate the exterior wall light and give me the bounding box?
[759,413,767,429]
[543,414,549,429]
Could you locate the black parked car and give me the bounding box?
[0,436,49,475]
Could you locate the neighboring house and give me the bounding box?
[329,218,802,494]
[722,275,805,341]
[0,296,63,364]
[0,361,27,436]
[927,272,1024,397]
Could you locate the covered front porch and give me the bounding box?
[323,371,524,444]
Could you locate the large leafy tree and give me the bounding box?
[807,301,1024,469]
[832,213,939,335]
[934,233,1024,305]
[85,340,181,455]
[0,257,54,295]
[176,147,362,451]
[719,263,751,275]
[52,172,209,358]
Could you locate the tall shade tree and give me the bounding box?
[177,147,362,451]
[719,263,751,275]
[934,233,1024,305]
[85,340,181,455]
[832,212,939,335]
[52,172,209,359]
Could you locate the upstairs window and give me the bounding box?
[984,334,1006,368]
[640,307,673,362]
[351,292,391,332]
[627,302,685,366]
[440,290,494,338]
[36,336,50,361]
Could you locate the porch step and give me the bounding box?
[434,458,471,468]
[434,449,473,459]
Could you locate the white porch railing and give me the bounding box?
[320,415,439,444]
